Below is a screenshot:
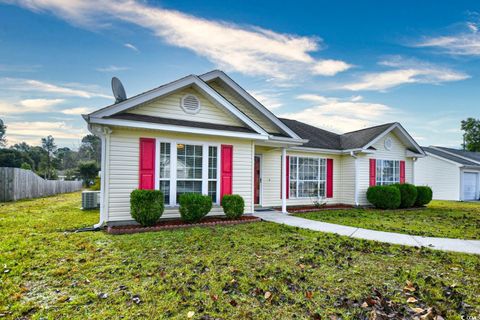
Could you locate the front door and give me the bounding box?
[254,156,261,205]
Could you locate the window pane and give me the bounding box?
[289,156,297,180]
[177,144,202,179]
[159,142,170,179]
[208,181,217,202]
[208,146,217,179]
[176,180,202,199]
[298,181,318,198]
[159,180,170,204]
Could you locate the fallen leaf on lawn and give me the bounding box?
[311,312,321,320]
[211,294,218,301]
[187,311,195,318]
[411,307,424,314]
[361,301,368,308]
[404,281,416,292]
[305,291,313,299]
[407,297,418,303]
[57,295,70,303]
[299,264,305,270]
[264,291,272,299]
[229,299,238,307]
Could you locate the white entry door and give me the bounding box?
[463,172,478,201]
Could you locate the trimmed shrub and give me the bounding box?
[366,186,401,209]
[415,186,433,206]
[392,183,418,208]
[221,194,245,219]
[90,177,101,191]
[179,193,212,223]
[130,189,164,227]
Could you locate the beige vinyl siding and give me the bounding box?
[357,132,414,205]
[128,87,245,127]
[256,148,343,207]
[414,154,461,201]
[106,128,254,223]
[339,155,356,205]
[208,80,281,134]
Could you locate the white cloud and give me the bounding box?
[342,57,468,91]
[7,0,351,80]
[282,95,397,133]
[61,106,93,115]
[0,77,111,98]
[96,65,130,72]
[5,121,87,146]
[0,98,64,114]
[124,43,139,52]
[312,60,352,76]
[414,21,480,56]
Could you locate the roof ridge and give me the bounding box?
[342,122,397,135]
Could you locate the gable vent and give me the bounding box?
[181,94,201,114]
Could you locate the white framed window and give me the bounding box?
[156,139,220,206]
[289,156,326,198]
[376,159,400,185]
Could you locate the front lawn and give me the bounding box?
[295,200,480,240]
[1,193,479,319]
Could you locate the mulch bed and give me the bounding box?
[274,204,354,213]
[107,215,261,235]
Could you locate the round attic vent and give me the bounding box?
[181,94,201,114]
[384,137,393,150]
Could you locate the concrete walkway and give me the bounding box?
[253,211,480,255]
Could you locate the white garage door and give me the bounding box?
[463,172,478,201]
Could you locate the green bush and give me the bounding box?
[366,186,401,209]
[179,193,212,223]
[392,183,418,208]
[221,194,245,219]
[415,186,433,206]
[130,189,164,227]
[90,177,101,191]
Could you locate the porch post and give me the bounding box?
[281,147,287,214]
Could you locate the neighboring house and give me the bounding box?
[83,70,425,226]
[415,146,480,201]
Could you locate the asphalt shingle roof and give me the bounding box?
[108,113,257,133]
[422,146,480,166]
[279,118,395,150]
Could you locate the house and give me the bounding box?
[415,146,480,201]
[83,70,425,227]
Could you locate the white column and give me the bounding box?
[281,147,287,214]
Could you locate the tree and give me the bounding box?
[0,149,31,167]
[55,147,79,170]
[78,161,99,186]
[461,118,480,151]
[0,119,6,148]
[41,135,57,179]
[78,134,101,164]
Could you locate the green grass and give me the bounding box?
[0,193,479,319]
[295,200,480,240]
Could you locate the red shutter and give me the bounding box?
[326,158,333,198]
[280,155,290,199]
[220,145,233,199]
[400,160,406,184]
[369,159,376,186]
[139,138,155,190]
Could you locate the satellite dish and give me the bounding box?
[111,77,127,103]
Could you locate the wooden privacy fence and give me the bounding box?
[0,167,83,202]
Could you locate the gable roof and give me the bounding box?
[280,119,424,154]
[200,70,301,140]
[85,74,269,136]
[423,146,480,167]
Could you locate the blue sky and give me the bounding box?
[0,0,479,148]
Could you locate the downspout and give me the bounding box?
[350,151,359,206]
[88,124,112,229]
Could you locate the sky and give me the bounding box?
[0,0,479,149]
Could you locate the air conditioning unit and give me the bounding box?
[82,191,100,210]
